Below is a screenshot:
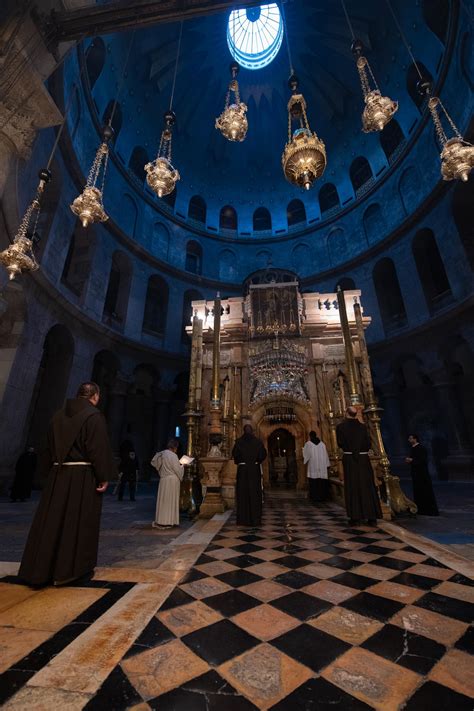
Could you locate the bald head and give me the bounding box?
[346,406,358,418]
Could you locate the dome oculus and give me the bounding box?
[227,4,284,70]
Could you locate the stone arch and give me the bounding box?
[335,277,356,291]
[373,257,407,333]
[142,275,168,335]
[220,205,238,231]
[253,207,272,232]
[327,227,347,266]
[85,37,106,90]
[128,146,149,184]
[256,250,272,269]
[153,222,170,259]
[219,249,238,281]
[61,223,96,298]
[452,177,474,270]
[121,193,138,238]
[363,203,386,245]
[70,83,82,139]
[350,156,373,194]
[319,183,340,214]
[407,61,433,111]
[103,251,133,326]
[185,240,202,275]
[380,118,405,162]
[181,289,204,344]
[91,349,120,419]
[422,0,449,44]
[398,166,420,216]
[188,195,206,224]
[412,228,452,311]
[27,324,74,454]
[102,99,122,141]
[287,199,306,227]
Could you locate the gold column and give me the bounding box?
[209,293,223,451]
[336,287,362,406]
[181,312,202,514]
[353,297,416,518]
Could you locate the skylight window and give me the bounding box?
[227,4,284,70]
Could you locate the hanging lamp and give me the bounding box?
[386,0,473,182]
[145,22,182,198]
[215,61,248,142]
[280,4,326,189]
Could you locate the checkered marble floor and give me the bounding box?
[97,499,474,710]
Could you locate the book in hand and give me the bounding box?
[179,455,194,466]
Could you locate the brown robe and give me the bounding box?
[232,433,267,526]
[19,398,116,586]
[336,418,381,522]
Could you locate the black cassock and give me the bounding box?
[336,418,381,522]
[11,451,37,501]
[409,444,439,516]
[19,398,116,586]
[232,433,267,526]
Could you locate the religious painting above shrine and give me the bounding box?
[249,282,301,337]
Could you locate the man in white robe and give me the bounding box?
[303,431,330,503]
[151,438,184,528]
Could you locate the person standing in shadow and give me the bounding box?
[406,434,439,516]
[11,446,37,502]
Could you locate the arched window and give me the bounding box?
[85,37,106,90]
[319,183,340,214]
[407,61,433,111]
[422,0,449,44]
[188,195,206,223]
[91,350,119,418]
[363,203,386,245]
[350,156,373,194]
[335,277,356,291]
[253,207,272,232]
[181,289,203,344]
[412,229,451,311]
[102,100,122,141]
[453,179,474,270]
[373,258,407,333]
[185,240,202,274]
[142,275,168,335]
[380,119,405,162]
[220,205,238,231]
[103,251,132,326]
[61,224,95,297]
[287,199,306,227]
[128,146,149,184]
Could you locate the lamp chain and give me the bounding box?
[169,21,183,111]
[340,0,356,41]
[108,28,136,129]
[385,0,424,81]
[280,2,295,75]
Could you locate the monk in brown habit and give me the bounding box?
[19,382,115,587]
[336,406,381,526]
[232,424,267,526]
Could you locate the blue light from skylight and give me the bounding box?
[227,4,284,71]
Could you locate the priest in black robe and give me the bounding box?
[232,424,267,526]
[19,382,115,587]
[336,407,381,525]
[406,434,439,515]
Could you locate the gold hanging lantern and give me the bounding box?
[428,96,474,182]
[352,40,398,133]
[0,168,51,281]
[70,125,113,228]
[145,110,180,198]
[282,75,326,190]
[216,61,248,142]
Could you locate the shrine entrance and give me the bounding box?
[267,428,297,488]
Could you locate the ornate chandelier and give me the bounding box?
[70,125,112,228]
[352,40,398,133]
[216,61,248,142]
[145,110,180,198]
[249,335,309,406]
[428,97,474,182]
[282,75,326,190]
[0,168,51,280]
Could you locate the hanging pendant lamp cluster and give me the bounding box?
[71,125,112,227]
[351,39,398,133]
[215,61,248,142]
[145,110,180,197]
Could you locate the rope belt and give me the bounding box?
[53,461,92,466]
[343,452,369,455]
[237,462,259,465]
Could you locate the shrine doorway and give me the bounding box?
[267,428,297,488]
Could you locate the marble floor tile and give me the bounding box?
[238,580,292,603]
[391,604,468,645]
[367,580,425,604]
[249,549,286,562]
[338,551,381,563]
[157,600,222,636]
[180,577,232,599]
[297,562,343,579]
[0,626,52,673]
[206,548,242,561]
[218,642,313,709]
[405,563,456,581]
[321,646,421,711]
[232,604,300,641]
[245,562,289,579]
[0,582,38,614]
[121,638,209,699]
[0,587,107,632]
[195,560,238,576]
[303,580,358,604]
[350,563,399,581]
[2,686,91,710]
[310,606,384,645]
[385,550,427,564]
[435,580,474,603]
[429,648,474,698]
[290,549,330,562]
